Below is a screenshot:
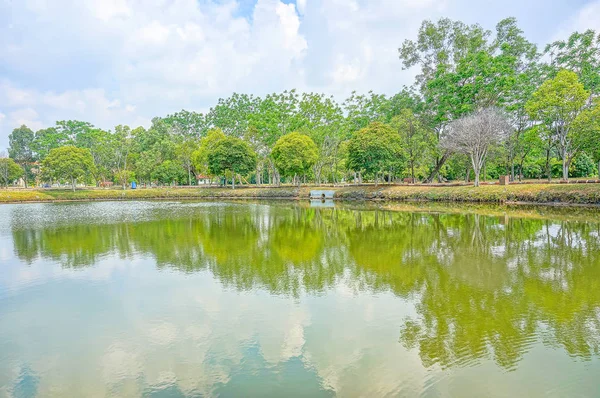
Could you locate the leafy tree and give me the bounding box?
[207,93,258,138]
[151,160,185,185]
[41,146,96,191]
[75,128,113,184]
[176,139,198,186]
[272,132,318,185]
[390,109,433,181]
[526,70,590,181]
[207,137,257,189]
[192,128,227,178]
[32,127,71,160]
[0,154,24,188]
[346,122,404,184]
[163,110,208,139]
[8,125,35,187]
[545,30,600,95]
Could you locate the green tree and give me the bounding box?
[163,110,208,139]
[207,137,257,189]
[545,30,600,95]
[526,70,590,181]
[390,109,434,181]
[272,132,318,186]
[346,122,404,184]
[0,155,24,188]
[8,125,35,187]
[32,127,71,160]
[151,160,185,185]
[192,128,227,179]
[42,146,96,191]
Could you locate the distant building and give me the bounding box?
[196,175,212,185]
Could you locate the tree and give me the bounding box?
[0,153,24,188]
[346,122,404,184]
[390,109,433,181]
[573,99,600,177]
[272,132,318,186]
[163,110,208,139]
[176,139,198,186]
[151,160,185,185]
[207,137,257,189]
[192,128,227,179]
[32,127,71,160]
[526,70,590,181]
[441,108,511,187]
[545,30,600,96]
[8,125,35,187]
[42,146,96,191]
[75,128,113,184]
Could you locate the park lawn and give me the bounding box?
[0,183,599,204]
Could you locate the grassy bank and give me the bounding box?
[1,183,600,205]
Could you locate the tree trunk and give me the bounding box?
[465,163,470,183]
[597,160,600,179]
[562,157,570,181]
[511,162,515,182]
[71,178,76,192]
[232,174,235,190]
[425,152,450,183]
[545,149,552,183]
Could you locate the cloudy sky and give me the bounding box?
[1,0,599,150]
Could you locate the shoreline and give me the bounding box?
[1,184,600,207]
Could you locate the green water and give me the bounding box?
[0,201,599,397]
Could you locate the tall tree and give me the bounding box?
[346,122,404,184]
[207,137,257,189]
[390,109,434,181]
[545,30,600,96]
[526,70,590,181]
[8,125,35,187]
[41,146,96,191]
[0,153,24,188]
[399,18,491,182]
[272,132,318,186]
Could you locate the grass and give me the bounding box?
[1,183,600,205]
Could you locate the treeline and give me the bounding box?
[3,17,600,189]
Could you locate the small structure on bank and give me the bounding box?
[499,175,510,185]
[196,175,212,185]
[310,190,335,199]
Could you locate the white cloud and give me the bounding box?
[552,0,600,40]
[0,0,597,150]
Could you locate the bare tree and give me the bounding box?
[441,108,512,187]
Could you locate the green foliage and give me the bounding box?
[272,132,318,183]
[151,160,186,185]
[41,146,96,191]
[346,122,404,180]
[8,125,35,186]
[207,137,257,188]
[390,109,434,180]
[192,128,227,176]
[0,157,24,187]
[526,70,590,180]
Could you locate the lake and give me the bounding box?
[0,201,599,397]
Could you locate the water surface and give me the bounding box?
[0,201,599,397]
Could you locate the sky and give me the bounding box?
[0,0,599,150]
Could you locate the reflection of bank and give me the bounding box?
[310,199,335,208]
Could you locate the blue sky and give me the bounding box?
[0,0,599,150]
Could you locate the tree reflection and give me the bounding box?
[10,203,600,370]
